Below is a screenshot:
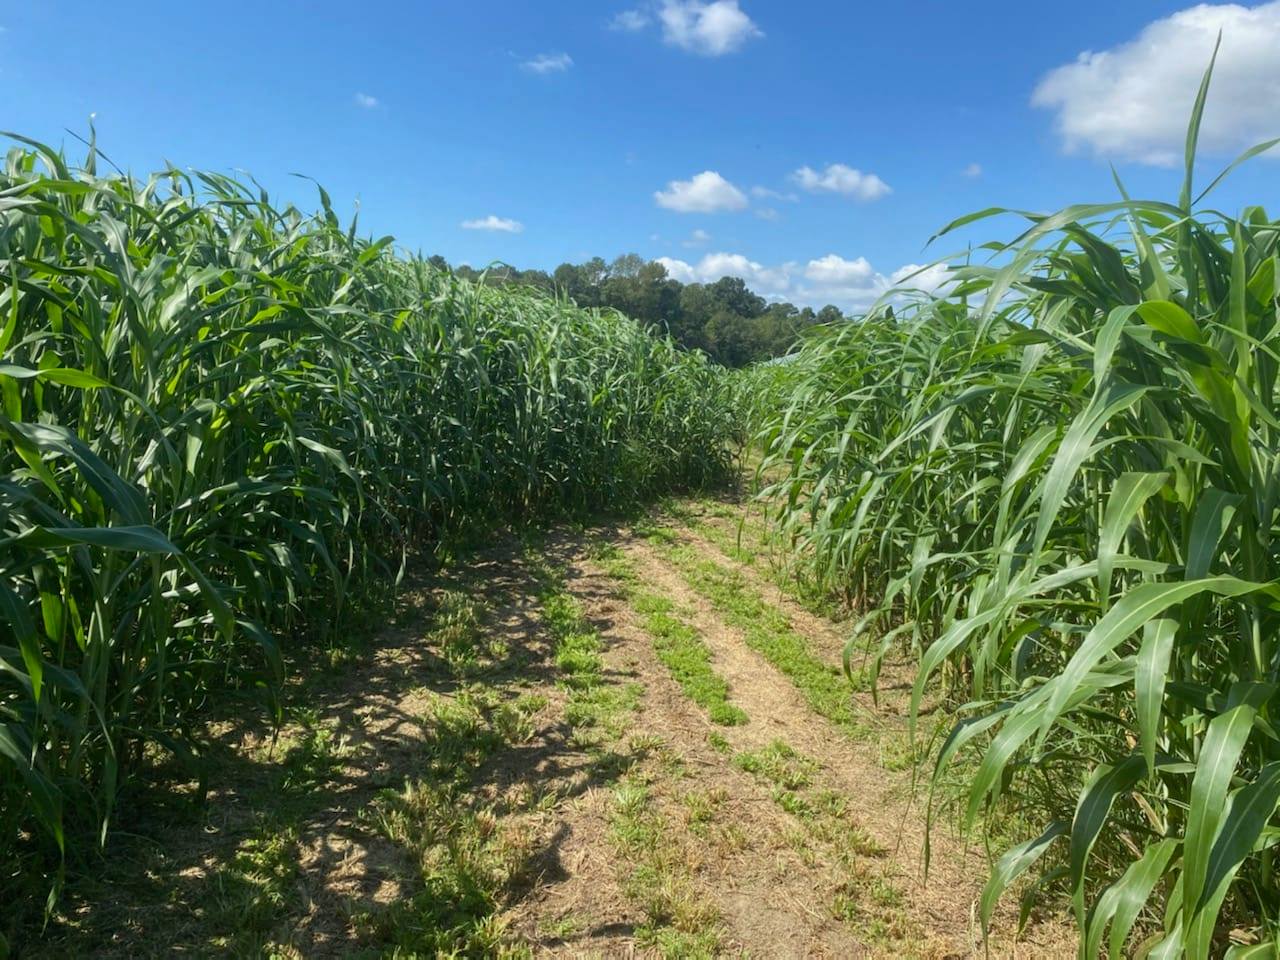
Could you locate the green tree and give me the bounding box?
[707,275,765,318]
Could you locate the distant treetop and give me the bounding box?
[441,253,845,367]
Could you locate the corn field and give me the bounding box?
[0,133,732,909]
[9,56,1280,957]
[751,72,1280,957]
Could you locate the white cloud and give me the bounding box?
[798,258,951,308]
[354,92,380,109]
[791,163,891,201]
[460,215,524,233]
[962,162,983,177]
[654,170,748,213]
[656,257,697,283]
[683,228,712,247]
[890,262,951,293]
[655,250,951,310]
[659,0,762,56]
[611,8,650,30]
[1033,2,1280,165]
[804,254,875,286]
[755,207,780,221]
[522,52,574,74]
[658,251,791,291]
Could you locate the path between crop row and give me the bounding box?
[32,493,1075,959]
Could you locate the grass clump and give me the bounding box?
[355,592,548,957]
[732,738,904,945]
[673,498,845,621]
[609,775,723,959]
[533,552,723,957]
[596,545,748,726]
[530,557,642,744]
[647,536,866,738]
[361,778,536,959]
[431,589,510,677]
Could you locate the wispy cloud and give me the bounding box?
[461,215,525,233]
[610,8,650,31]
[750,185,797,202]
[354,92,380,109]
[522,52,574,74]
[961,162,982,178]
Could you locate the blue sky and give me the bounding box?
[3,1,1279,309]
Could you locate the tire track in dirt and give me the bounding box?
[614,526,1075,959]
[520,539,877,958]
[671,514,934,722]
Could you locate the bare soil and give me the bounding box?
[28,493,1077,959]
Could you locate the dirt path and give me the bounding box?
[505,547,866,957]
[606,513,1073,957]
[27,493,1076,959]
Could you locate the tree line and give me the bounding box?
[427,253,845,367]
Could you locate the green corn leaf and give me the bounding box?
[1185,488,1241,581]
[1183,685,1273,960]
[1191,763,1280,958]
[1097,471,1166,608]
[1138,300,1205,345]
[1069,755,1146,927]
[10,524,181,554]
[1082,838,1179,960]
[1180,33,1220,213]
[1032,381,1150,560]
[979,819,1067,938]
[1136,618,1179,776]
[0,580,42,704]
[1041,578,1276,740]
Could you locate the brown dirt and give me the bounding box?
[596,532,1072,959]
[30,545,606,959]
[678,502,952,719]
[507,548,876,958]
[29,494,1078,959]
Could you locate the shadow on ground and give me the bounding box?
[23,528,639,959]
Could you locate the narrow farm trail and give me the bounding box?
[553,503,1074,959]
[34,489,1075,959]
